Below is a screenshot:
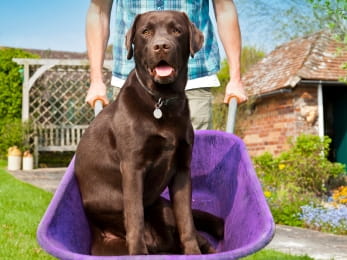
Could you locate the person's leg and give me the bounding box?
[185,88,213,130]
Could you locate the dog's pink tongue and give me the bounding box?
[155,65,173,77]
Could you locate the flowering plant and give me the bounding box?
[332,186,347,205]
[254,135,346,195]
[300,203,347,235]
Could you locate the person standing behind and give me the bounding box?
[85,0,247,130]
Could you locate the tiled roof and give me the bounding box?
[242,31,347,96]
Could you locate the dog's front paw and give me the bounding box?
[183,239,201,255]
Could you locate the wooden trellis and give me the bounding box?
[13,58,114,166]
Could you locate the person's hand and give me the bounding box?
[223,77,248,104]
[85,81,109,108]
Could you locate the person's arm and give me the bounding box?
[85,0,113,107]
[213,0,247,104]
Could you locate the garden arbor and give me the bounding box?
[13,58,113,167]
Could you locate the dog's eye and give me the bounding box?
[172,28,181,35]
[142,29,152,37]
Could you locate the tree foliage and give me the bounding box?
[308,0,347,82]
[0,48,38,158]
[308,0,347,37]
[0,48,38,119]
[266,0,346,42]
[0,118,33,158]
[271,0,322,41]
[238,0,346,80]
[235,0,320,50]
[235,0,346,51]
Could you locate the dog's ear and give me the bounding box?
[182,13,204,58]
[125,14,141,60]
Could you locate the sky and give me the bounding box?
[0,0,312,54]
[0,0,90,52]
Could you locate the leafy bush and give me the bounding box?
[0,118,34,158]
[264,184,315,226]
[212,102,228,131]
[0,48,38,119]
[254,134,346,196]
[0,48,38,158]
[255,134,346,227]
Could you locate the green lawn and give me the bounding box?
[242,249,313,260]
[0,160,313,259]
[0,160,54,259]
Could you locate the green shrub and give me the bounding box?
[265,184,317,226]
[282,135,345,195]
[254,134,346,227]
[253,152,281,189]
[0,118,34,158]
[0,48,38,158]
[212,103,228,131]
[0,48,38,119]
[254,134,346,196]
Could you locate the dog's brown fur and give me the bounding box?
[75,11,223,256]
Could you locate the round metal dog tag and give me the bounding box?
[153,108,163,119]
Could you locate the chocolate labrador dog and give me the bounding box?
[75,11,223,256]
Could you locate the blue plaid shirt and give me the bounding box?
[112,0,220,80]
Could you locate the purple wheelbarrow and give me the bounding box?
[37,130,275,259]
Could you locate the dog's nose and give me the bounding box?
[153,40,171,53]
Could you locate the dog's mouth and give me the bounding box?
[149,61,176,82]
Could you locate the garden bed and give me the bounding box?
[254,134,347,235]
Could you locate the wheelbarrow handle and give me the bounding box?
[226,97,238,134]
[94,99,104,117]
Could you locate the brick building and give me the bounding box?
[238,31,347,166]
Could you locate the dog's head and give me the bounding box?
[126,11,204,85]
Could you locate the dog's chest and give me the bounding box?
[142,133,181,202]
